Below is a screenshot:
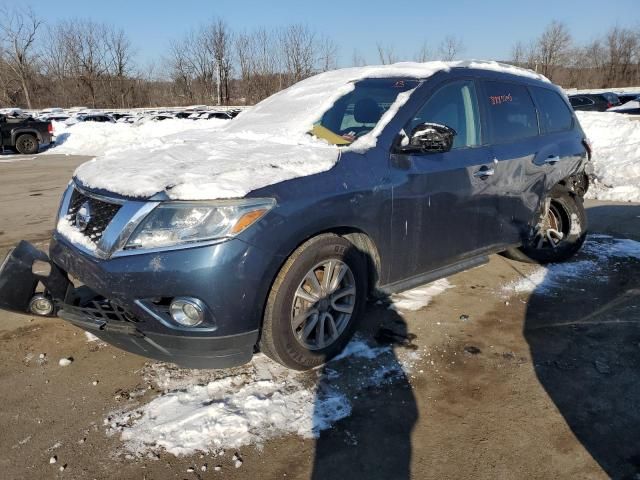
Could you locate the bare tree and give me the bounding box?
[511,41,526,65]
[60,20,112,107]
[167,39,196,103]
[376,43,397,64]
[351,49,366,67]
[317,35,338,72]
[206,19,233,105]
[537,21,572,79]
[280,24,316,82]
[437,35,465,61]
[604,26,640,85]
[105,27,134,107]
[414,41,431,63]
[235,28,282,103]
[0,6,43,108]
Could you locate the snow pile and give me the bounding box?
[388,279,452,311]
[46,118,226,157]
[503,235,640,295]
[577,111,640,202]
[72,61,547,201]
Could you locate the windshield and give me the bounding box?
[311,78,420,145]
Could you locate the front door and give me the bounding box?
[388,79,502,283]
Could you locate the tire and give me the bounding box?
[15,134,39,154]
[503,188,587,264]
[259,234,368,370]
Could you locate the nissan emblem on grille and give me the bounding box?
[75,201,92,231]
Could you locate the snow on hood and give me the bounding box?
[75,61,548,200]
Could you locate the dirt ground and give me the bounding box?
[1,154,639,480]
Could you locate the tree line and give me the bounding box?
[511,21,640,88]
[1,7,639,110]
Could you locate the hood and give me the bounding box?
[74,129,340,200]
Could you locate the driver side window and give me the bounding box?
[408,80,481,149]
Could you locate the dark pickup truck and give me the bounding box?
[0,114,53,154]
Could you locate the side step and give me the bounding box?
[377,255,489,296]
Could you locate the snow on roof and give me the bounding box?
[74,61,548,201]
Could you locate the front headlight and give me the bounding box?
[125,198,275,250]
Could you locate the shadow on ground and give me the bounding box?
[525,203,640,479]
[311,302,418,480]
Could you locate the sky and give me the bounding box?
[5,0,639,68]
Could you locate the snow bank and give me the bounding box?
[72,61,547,201]
[47,119,226,157]
[577,111,640,202]
[503,235,640,295]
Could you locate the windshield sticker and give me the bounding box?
[393,80,406,88]
[490,94,513,105]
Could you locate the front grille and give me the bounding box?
[66,189,121,242]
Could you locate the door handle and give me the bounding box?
[544,155,560,165]
[473,167,494,178]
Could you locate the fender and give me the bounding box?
[11,127,43,144]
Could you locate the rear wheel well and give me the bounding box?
[556,171,589,197]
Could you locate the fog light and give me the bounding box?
[169,297,204,327]
[29,294,54,316]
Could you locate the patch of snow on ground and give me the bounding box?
[107,322,440,457]
[577,111,640,202]
[503,235,640,295]
[388,279,452,311]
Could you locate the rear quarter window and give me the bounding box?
[531,87,574,134]
[483,81,538,144]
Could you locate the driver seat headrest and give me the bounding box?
[354,98,383,124]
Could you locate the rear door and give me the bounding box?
[529,86,585,193]
[480,80,546,245]
[389,79,501,282]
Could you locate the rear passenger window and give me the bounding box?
[484,81,538,144]
[531,87,573,133]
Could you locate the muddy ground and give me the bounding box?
[1,154,639,479]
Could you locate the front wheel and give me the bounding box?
[503,189,587,264]
[259,234,367,370]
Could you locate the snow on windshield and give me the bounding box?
[74,61,546,201]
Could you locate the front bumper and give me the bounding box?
[0,238,274,369]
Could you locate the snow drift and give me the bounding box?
[577,111,640,202]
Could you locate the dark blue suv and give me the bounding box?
[0,62,591,370]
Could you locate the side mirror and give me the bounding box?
[404,122,456,153]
